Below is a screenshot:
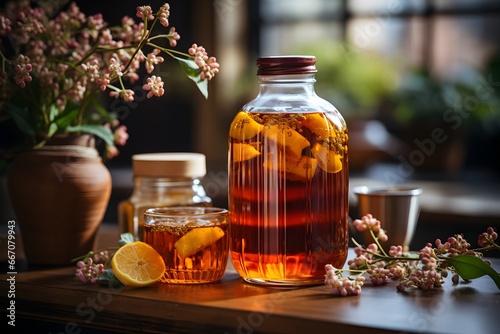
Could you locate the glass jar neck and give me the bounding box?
[257,73,316,96]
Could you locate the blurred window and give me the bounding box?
[255,0,500,77]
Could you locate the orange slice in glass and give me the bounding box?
[232,143,261,162]
[262,124,310,158]
[111,241,166,287]
[229,112,264,140]
[264,153,317,182]
[311,143,343,173]
[301,113,336,139]
[174,226,225,258]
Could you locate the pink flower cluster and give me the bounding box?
[14,54,32,88]
[0,2,219,158]
[0,2,218,105]
[136,5,155,21]
[75,251,110,284]
[75,258,105,284]
[189,44,220,80]
[348,244,378,269]
[396,268,443,291]
[325,264,365,296]
[325,214,499,296]
[347,243,410,287]
[104,121,130,159]
[143,75,165,99]
[434,235,478,257]
[478,227,498,248]
[395,244,443,291]
[353,213,388,242]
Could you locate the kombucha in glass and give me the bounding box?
[143,207,229,284]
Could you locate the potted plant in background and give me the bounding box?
[0,1,219,265]
[386,67,500,173]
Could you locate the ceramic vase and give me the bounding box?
[6,135,111,265]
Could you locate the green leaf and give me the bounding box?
[119,233,136,246]
[98,269,124,289]
[67,124,114,146]
[108,273,124,289]
[47,122,58,137]
[48,104,59,122]
[446,254,500,289]
[53,108,79,129]
[195,78,208,99]
[175,56,199,74]
[174,56,208,99]
[98,269,115,283]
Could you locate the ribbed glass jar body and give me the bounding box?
[228,56,349,286]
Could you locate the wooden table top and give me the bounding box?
[2,247,499,334]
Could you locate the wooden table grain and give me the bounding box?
[2,245,499,334]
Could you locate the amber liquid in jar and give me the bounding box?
[144,219,229,284]
[228,111,349,285]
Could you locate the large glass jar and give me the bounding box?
[118,153,212,240]
[228,56,349,286]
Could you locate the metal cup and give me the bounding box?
[353,186,423,251]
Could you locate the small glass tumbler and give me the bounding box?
[143,207,229,284]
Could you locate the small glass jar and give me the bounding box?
[228,56,349,286]
[118,153,212,240]
[143,207,229,284]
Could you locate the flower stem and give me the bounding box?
[120,8,161,75]
[351,238,419,262]
[370,229,389,257]
[71,247,120,263]
[147,42,191,59]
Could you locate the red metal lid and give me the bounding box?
[257,56,317,75]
